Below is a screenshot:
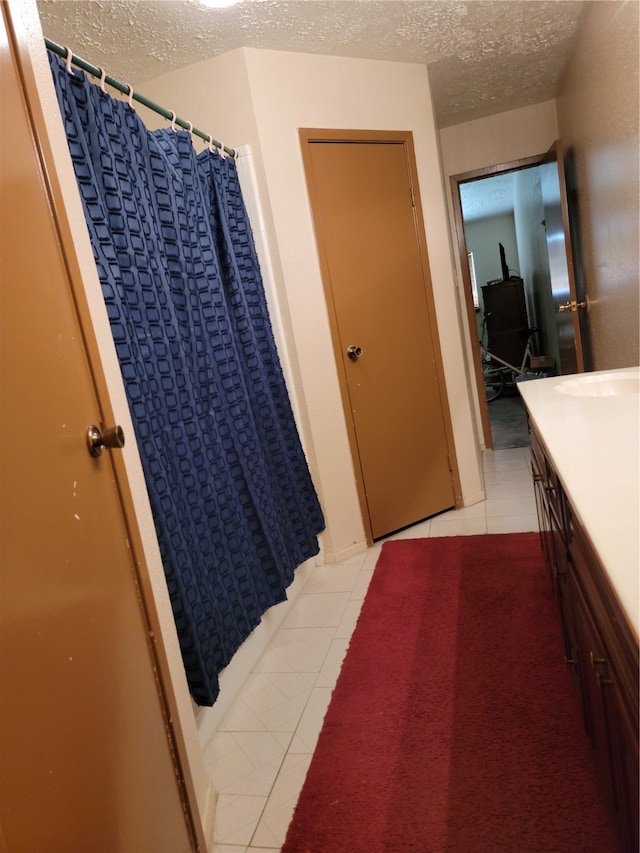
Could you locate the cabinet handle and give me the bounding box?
[589,651,613,687]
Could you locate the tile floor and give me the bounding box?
[206,447,538,852]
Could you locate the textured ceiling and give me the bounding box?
[37,0,586,128]
[460,171,516,221]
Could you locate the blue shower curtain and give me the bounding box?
[48,55,325,705]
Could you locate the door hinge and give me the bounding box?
[409,185,416,207]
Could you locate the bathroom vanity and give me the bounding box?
[518,368,639,853]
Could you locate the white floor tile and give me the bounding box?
[483,466,531,486]
[300,559,364,594]
[335,598,365,638]
[485,495,537,518]
[281,591,350,629]
[429,515,488,537]
[250,753,313,849]
[214,794,267,846]
[315,636,350,688]
[288,686,333,754]
[349,568,375,601]
[487,513,540,534]
[482,448,530,471]
[360,544,383,571]
[254,626,335,674]
[204,730,291,796]
[218,671,315,734]
[484,478,535,499]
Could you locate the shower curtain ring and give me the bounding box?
[219,141,226,159]
[186,121,193,135]
[169,111,178,132]
[63,46,75,76]
[207,134,216,154]
[98,67,107,93]
[125,83,134,108]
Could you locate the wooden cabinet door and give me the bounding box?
[0,6,201,850]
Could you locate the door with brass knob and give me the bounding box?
[0,5,201,848]
[301,129,457,540]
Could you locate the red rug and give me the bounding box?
[282,533,617,853]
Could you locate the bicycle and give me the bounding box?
[480,325,540,402]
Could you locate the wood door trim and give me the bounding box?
[4,6,205,848]
[450,152,554,449]
[300,128,461,543]
[545,140,585,372]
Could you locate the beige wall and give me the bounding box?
[439,100,559,179]
[142,47,484,562]
[555,0,640,370]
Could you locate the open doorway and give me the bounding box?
[451,146,586,449]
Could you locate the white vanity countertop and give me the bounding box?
[518,366,640,638]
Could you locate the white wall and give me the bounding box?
[142,47,485,560]
[464,213,519,338]
[440,100,559,178]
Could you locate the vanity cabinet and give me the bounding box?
[530,424,639,853]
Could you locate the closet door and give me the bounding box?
[0,6,202,851]
[300,129,458,540]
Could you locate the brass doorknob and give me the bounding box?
[347,345,363,360]
[558,299,588,313]
[87,424,125,457]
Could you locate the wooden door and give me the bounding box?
[0,7,201,850]
[300,130,457,540]
[540,140,585,374]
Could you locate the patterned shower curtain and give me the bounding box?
[48,54,325,705]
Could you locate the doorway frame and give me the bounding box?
[450,153,551,449]
[300,128,462,543]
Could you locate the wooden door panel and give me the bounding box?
[0,7,196,850]
[302,134,455,539]
[541,140,585,374]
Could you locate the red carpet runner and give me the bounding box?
[282,533,617,853]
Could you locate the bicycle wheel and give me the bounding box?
[483,365,505,402]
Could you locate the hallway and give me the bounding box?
[488,391,530,450]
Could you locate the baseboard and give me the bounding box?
[322,539,368,564]
[462,489,486,507]
[199,779,217,852]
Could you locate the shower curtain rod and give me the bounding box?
[44,38,236,158]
